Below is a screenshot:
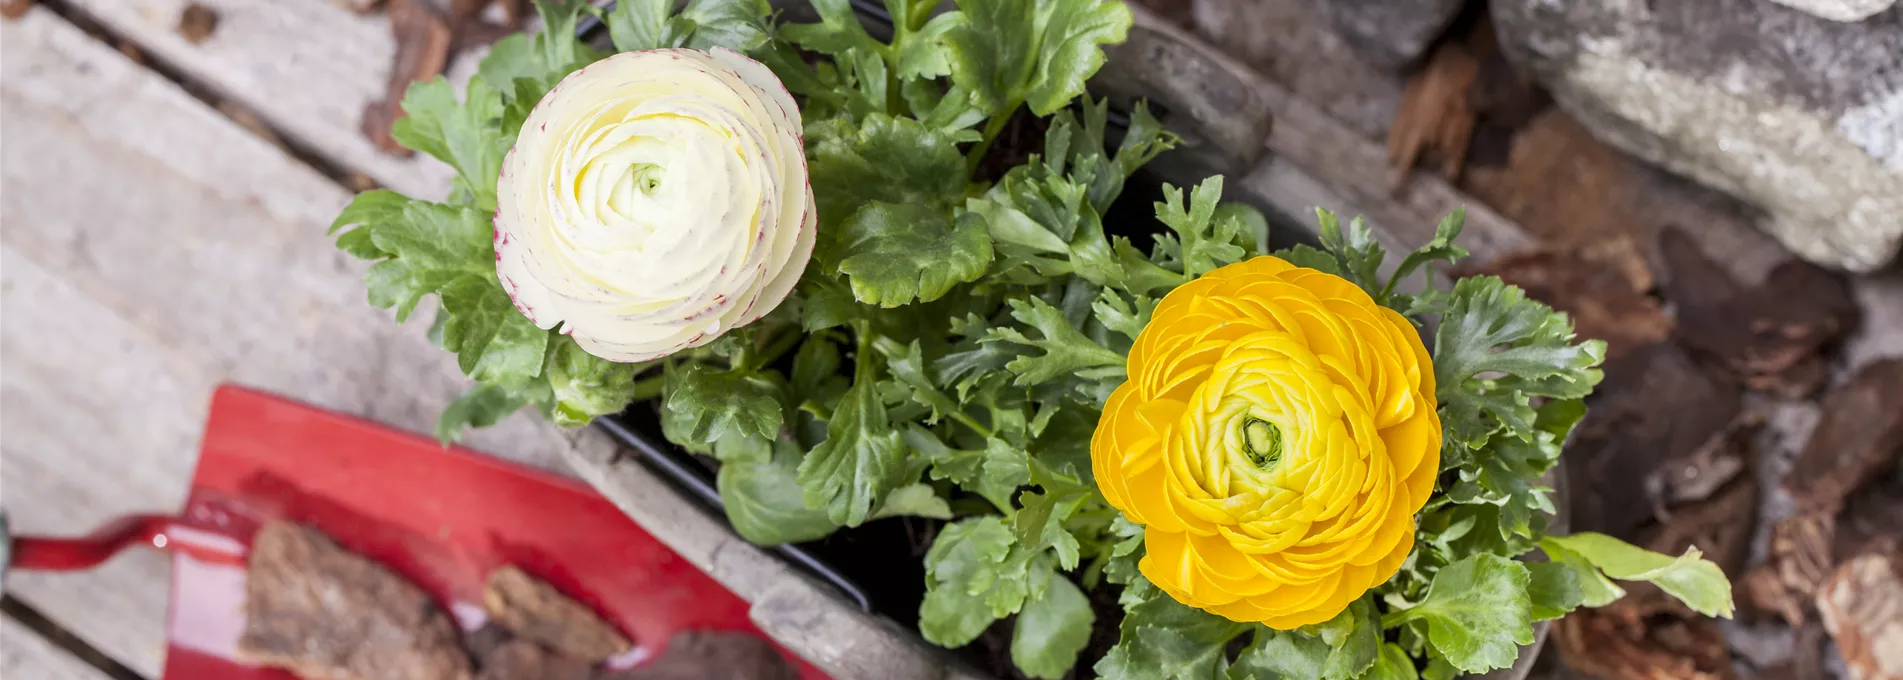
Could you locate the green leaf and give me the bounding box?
[798,376,908,526]
[904,427,1028,516]
[1540,532,1734,618]
[720,439,841,545]
[1538,537,1625,608]
[1526,561,1584,622]
[1310,209,1386,300]
[606,0,686,51]
[1098,579,1250,680]
[436,383,534,443]
[544,335,640,427]
[808,115,967,237]
[1362,644,1421,680]
[1434,276,1607,450]
[875,338,960,423]
[438,276,549,382]
[1157,177,1247,278]
[942,0,1132,116]
[1381,207,1469,302]
[1102,517,1145,585]
[1093,288,1154,341]
[528,0,599,73]
[1022,0,1133,115]
[662,362,783,457]
[800,278,861,332]
[361,199,491,319]
[391,77,505,211]
[897,12,960,80]
[1386,553,1533,674]
[679,0,772,52]
[836,204,994,307]
[1316,597,1380,680]
[1233,626,1327,680]
[872,483,954,520]
[985,297,1126,386]
[781,0,882,57]
[921,516,1025,646]
[1012,570,1094,680]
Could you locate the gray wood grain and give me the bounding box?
[58,0,458,199]
[1,8,558,675]
[1,616,115,680]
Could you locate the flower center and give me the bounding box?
[1240,416,1283,470]
[628,163,663,194]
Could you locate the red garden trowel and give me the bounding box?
[4,385,826,680]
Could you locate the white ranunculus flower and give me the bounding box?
[496,47,815,362]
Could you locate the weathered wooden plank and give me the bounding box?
[0,616,115,680]
[1,8,558,674]
[58,0,457,198]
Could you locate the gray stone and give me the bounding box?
[1767,0,1899,22]
[1493,0,1903,272]
[1320,0,1468,71]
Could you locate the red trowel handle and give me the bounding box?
[5,513,183,572]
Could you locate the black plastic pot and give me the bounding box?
[577,0,1321,633]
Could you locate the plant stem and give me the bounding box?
[950,410,994,439]
[755,327,804,369]
[965,101,1021,177]
[631,374,666,402]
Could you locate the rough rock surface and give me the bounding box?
[1321,0,1467,71]
[1767,0,1899,22]
[1492,0,1903,271]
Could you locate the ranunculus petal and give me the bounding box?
[496,49,814,362]
[1089,255,1440,628]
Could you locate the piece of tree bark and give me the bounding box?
[1664,229,1862,398]
[1815,539,1903,680]
[1785,359,1903,513]
[1387,40,1477,189]
[362,0,451,156]
[1478,236,1669,363]
[483,565,631,663]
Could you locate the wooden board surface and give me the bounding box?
[1,616,115,680]
[57,0,457,199]
[0,8,555,675]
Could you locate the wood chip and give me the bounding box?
[1815,539,1903,680]
[363,0,451,156]
[1386,40,1477,189]
[1784,359,1903,513]
[1555,597,1738,680]
[1565,343,1743,537]
[1744,511,1842,627]
[1,0,33,20]
[1645,473,1758,576]
[600,631,797,680]
[1664,228,1862,398]
[1479,236,1669,362]
[330,0,388,15]
[238,522,472,680]
[475,639,593,680]
[483,565,631,663]
[177,3,217,44]
[1837,472,1903,563]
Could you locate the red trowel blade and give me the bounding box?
[158,385,826,680]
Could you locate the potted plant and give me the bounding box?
[327,1,1736,678]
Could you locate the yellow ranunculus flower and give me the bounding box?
[1091,256,1440,629]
